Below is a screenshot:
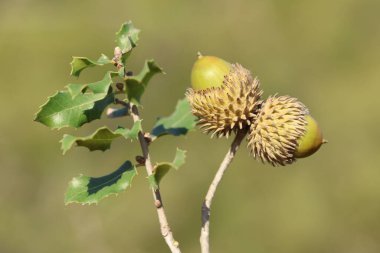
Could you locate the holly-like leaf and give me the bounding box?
[60,127,119,154]
[65,160,137,205]
[60,120,142,154]
[125,60,163,104]
[70,54,112,77]
[153,148,186,185]
[115,21,140,56]
[35,71,119,129]
[151,98,197,139]
[67,71,118,98]
[34,91,114,129]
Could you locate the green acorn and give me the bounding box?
[186,55,263,138]
[191,54,231,90]
[247,95,325,166]
[294,114,325,158]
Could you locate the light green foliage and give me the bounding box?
[125,59,163,104]
[67,71,118,98]
[35,21,192,206]
[65,161,137,205]
[70,54,112,77]
[60,120,142,154]
[151,98,197,138]
[115,21,140,63]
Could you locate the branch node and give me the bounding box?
[201,200,210,227]
[155,199,162,208]
[135,155,145,165]
[144,132,153,145]
[116,82,124,91]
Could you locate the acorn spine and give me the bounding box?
[247,95,309,166]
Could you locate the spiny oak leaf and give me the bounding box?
[60,120,142,154]
[65,160,137,205]
[151,98,197,139]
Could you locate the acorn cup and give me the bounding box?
[247,95,325,166]
[187,54,325,165]
[186,55,263,138]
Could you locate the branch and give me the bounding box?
[130,104,182,253]
[200,128,248,253]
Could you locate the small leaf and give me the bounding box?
[115,21,140,55]
[70,54,112,77]
[151,98,197,138]
[65,160,137,205]
[114,120,142,140]
[87,72,116,94]
[60,135,77,154]
[67,71,118,98]
[125,60,163,104]
[34,91,114,129]
[60,120,142,154]
[154,148,186,185]
[60,128,119,154]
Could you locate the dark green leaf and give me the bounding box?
[60,120,142,154]
[151,98,197,138]
[34,91,114,129]
[154,148,186,185]
[65,160,137,205]
[115,21,140,56]
[70,54,112,77]
[125,60,163,104]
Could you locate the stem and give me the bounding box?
[200,129,248,253]
[130,104,182,253]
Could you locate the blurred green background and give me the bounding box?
[1,0,380,252]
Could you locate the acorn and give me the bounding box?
[247,95,325,166]
[191,54,231,90]
[294,114,325,158]
[186,55,263,138]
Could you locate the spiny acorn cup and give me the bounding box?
[247,95,325,166]
[186,55,263,138]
